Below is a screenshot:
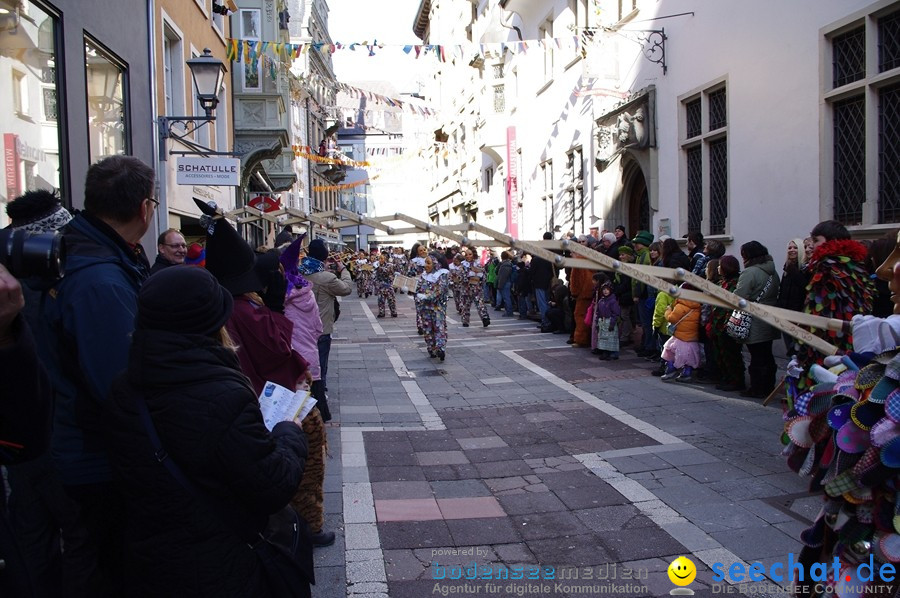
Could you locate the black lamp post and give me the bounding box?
[158,47,227,161]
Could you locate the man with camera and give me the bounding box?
[37,155,155,594]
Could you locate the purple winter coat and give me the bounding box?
[284,286,323,381]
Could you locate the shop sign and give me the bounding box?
[505,126,519,238]
[4,134,20,200]
[176,157,240,186]
[247,194,281,212]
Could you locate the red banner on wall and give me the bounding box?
[248,194,281,212]
[4,133,20,201]
[505,126,519,239]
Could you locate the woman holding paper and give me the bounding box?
[104,266,311,596]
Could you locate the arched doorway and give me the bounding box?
[623,159,650,235]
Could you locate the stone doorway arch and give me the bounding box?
[622,157,650,236]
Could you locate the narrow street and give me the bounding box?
[313,294,815,598]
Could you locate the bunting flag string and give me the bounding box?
[313,178,372,192]
[302,71,438,117]
[292,146,371,168]
[225,32,588,67]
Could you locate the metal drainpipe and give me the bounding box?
[306,96,313,215]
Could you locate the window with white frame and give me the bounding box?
[162,24,185,118]
[566,147,584,232]
[12,70,27,116]
[539,18,553,83]
[212,3,225,36]
[484,166,494,192]
[240,9,261,91]
[540,160,554,232]
[680,82,728,236]
[214,87,227,151]
[824,2,900,226]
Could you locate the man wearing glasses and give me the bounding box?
[36,154,155,594]
[150,228,187,275]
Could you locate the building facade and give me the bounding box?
[414,0,900,256]
[154,0,234,239]
[1,0,155,246]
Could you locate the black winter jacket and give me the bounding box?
[105,330,308,597]
[777,262,808,313]
[530,256,555,291]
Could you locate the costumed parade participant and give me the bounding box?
[449,255,464,315]
[781,230,900,598]
[408,243,428,334]
[460,247,490,328]
[355,250,372,298]
[416,253,450,361]
[374,251,397,318]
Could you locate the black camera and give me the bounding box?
[0,229,66,281]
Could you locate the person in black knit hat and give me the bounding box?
[104,266,312,595]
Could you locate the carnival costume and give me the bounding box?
[374,260,397,317]
[356,257,373,298]
[796,239,874,393]
[408,256,427,334]
[416,266,450,360]
[782,315,900,597]
[460,259,490,327]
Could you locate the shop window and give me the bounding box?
[0,2,62,227]
[85,39,128,163]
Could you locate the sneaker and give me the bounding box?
[463,323,470,327]
[660,370,679,381]
[311,530,336,548]
[675,373,693,383]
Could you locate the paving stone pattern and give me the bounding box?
[316,295,806,598]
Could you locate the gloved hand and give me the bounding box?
[850,314,900,355]
[786,356,804,379]
[416,293,426,301]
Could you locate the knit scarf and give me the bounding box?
[298,256,326,276]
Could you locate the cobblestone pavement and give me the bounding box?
[312,294,814,598]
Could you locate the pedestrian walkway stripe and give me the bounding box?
[358,300,385,336]
[500,350,683,446]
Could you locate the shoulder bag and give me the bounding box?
[667,307,695,336]
[726,275,774,342]
[133,395,314,597]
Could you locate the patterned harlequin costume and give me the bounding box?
[416,267,449,353]
[782,334,900,598]
[408,256,427,330]
[460,259,489,325]
[374,260,397,317]
[708,276,745,388]
[355,258,373,297]
[795,240,874,395]
[448,263,464,314]
[391,252,408,273]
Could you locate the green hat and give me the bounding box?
[632,230,654,246]
[617,246,635,256]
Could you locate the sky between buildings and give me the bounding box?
[328,0,428,94]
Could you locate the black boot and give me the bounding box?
[438,349,445,362]
[482,317,490,327]
[316,394,332,422]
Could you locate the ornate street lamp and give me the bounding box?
[186,48,226,118]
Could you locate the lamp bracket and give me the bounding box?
[158,115,216,161]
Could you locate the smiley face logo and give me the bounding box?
[667,556,697,587]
